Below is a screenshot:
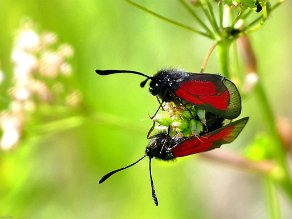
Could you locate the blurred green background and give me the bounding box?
[0,0,292,218]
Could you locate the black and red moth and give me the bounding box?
[99,117,249,206]
[96,69,241,119]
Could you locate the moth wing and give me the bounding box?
[175,74,241,119]
[172,117,249,157]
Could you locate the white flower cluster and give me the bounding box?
[0,21,78,150]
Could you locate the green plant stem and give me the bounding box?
[264,177,281,219]
[254,83,280,144]
[207,1,220,34]
[217,41,231,78]
[231,9,245,27]
[30,112,147,136]
[239,9,253,22]
[222,9,288,197]
[126,0,212,39]
[254,82,292,200]
[92,111,145,133]
[31,116,85,135]
[179,0,214,38]
[218,1,223,28]
[200,4,219,35]
[232,42,243,82]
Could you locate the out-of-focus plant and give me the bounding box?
[125,0,289,218]
[0,20,81,151]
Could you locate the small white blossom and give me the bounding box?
[0,20,76,151]
[60,63,72,76]
[14,86,31,101]
[243,72,259,93]
[15,29,40,51]
[0,113,23,150]
[0,69,4,84]
[59,44,74,57]
[1,127,20,150]
[30,80,52,102]
[39,52,63,78]
[12,50,38,77]
[41,32,57,46]
[234,19,244,29]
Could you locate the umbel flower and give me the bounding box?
[0,20,80,150]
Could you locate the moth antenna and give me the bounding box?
[149,157,158,206]
[95,69,151,79]
[140,78,150,87]
[99,155,146,184]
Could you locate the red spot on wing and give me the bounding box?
[172,117,249,157]
[199,90,230,110]
[175,80,230,111]
[179,81,217,95]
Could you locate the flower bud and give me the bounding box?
[153,112,173,126]
[189,119,203,135]
[173,120,189,132]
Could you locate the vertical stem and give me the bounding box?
[238,36,292,201]
[218,1,224,28]
[264,177,281,219]
[217,41,231,78]
[232,42,243,82]
[254,83,280,145]
[217,4,231,79]
[254,82,292,201]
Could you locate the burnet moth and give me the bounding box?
[99,117,249,206]
[96,69,241,119]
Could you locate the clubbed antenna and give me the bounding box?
[96,69,152,87]
[99,155,146,184]
[96,69,151,79]
[149,157,158,206]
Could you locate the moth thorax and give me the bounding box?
[145,135,175,160]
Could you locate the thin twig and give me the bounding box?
[218,0,224,29]
[179,0,214,38]
[126,0,212,39]
[207,1,220,34]
[92,111,146,134]
[200,4,219,35]
[200,149,275,174]
[239,9,253,22]
[231,9,245,27]
[200,41,218,73]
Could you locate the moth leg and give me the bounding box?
[151,97,164,120]
[147,121,156,139]
[159,126,171,154]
